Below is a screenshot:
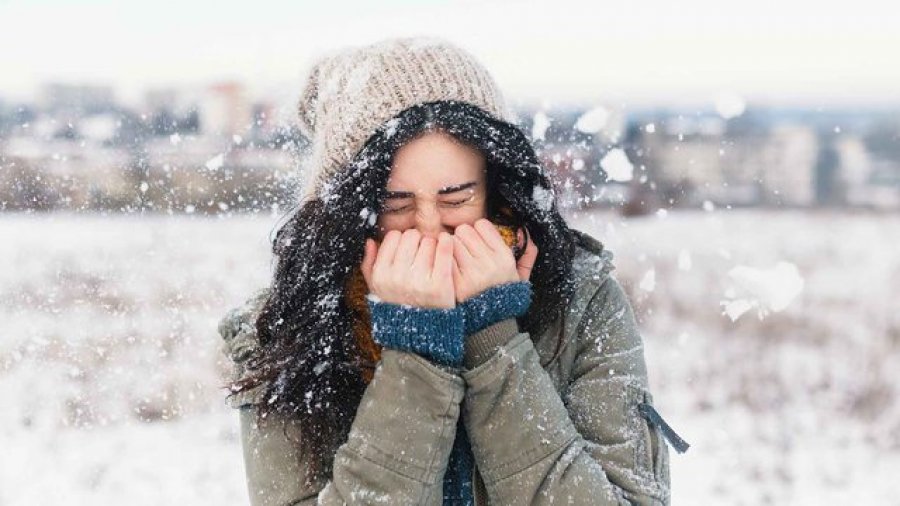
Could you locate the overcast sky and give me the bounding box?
[2,0,898,109]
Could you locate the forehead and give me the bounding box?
[387,131,486,190]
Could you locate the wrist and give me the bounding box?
[460,281,532,336]
[464,317,521,369]
[367,296,465,366]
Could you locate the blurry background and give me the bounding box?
[1,0,898,504]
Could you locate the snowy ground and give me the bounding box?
[1,209,898,505]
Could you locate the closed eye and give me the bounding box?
[440,195,475,207]
[382,204,412,214]
[441,200,468,207]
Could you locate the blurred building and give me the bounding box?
[757,123,818,206]
[837,134,900,209]
[199,82,251,138]
[41,83,115,116]
[3,84,899,213]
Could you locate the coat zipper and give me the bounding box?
[637,402,690,454]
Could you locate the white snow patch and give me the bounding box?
[4,211,894,506]
[532,185,555,212]
[359,207,377,227]
[383,118,400,139]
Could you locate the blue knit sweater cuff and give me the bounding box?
[366,297,465,367]
[460,281,533,336]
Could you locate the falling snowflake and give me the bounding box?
[600,148,633,182]
[205,153,225,171]
[574,106,609,134]
[721,261,804,321]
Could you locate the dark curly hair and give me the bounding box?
[227,100,578,485]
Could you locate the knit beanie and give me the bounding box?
[295,36,517,202]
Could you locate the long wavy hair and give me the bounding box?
[228,100,578,484]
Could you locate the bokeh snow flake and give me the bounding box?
[714,91,746,119]
[531,111,551,142]
[574,106,609,134]
[678,249,692,271]
[639,268,656,292]
[205,153,225,171]
[600,148,634,182]
[720,261,804,321]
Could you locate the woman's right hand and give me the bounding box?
[360,229,456,309]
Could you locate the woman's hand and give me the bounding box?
[361,229,456,309]
[452,218,538,303]
[514,226,539,283]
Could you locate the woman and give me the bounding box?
[218,37,688,506]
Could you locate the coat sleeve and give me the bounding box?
[460,275,671,505]
[219,294,465,506]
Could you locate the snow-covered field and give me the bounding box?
[2,209,898,505]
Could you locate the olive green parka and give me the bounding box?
[218,230,678,505]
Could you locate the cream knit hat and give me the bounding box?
[295,36,516,201]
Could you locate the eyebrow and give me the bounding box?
[439,181,478,195]
[384,190,415,200]
[384,181,478,200]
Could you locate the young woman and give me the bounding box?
[218,37,687,506]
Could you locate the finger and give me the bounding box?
[393,229,421,268]
[452,235,475,270]
[361,238,377,288]
[515,227,527,251]
[374,229,401,271]
[413,236,436,273]
[473,218,509,254]
[517,233,539,282]
[454,223,490,259]
[451,258,462,281]
[451,259,464,301]
[433,232,454,281]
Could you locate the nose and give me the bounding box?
[414,203,447,240]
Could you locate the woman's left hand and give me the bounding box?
[452,218,538,303]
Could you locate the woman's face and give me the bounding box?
[376,130,488,240]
